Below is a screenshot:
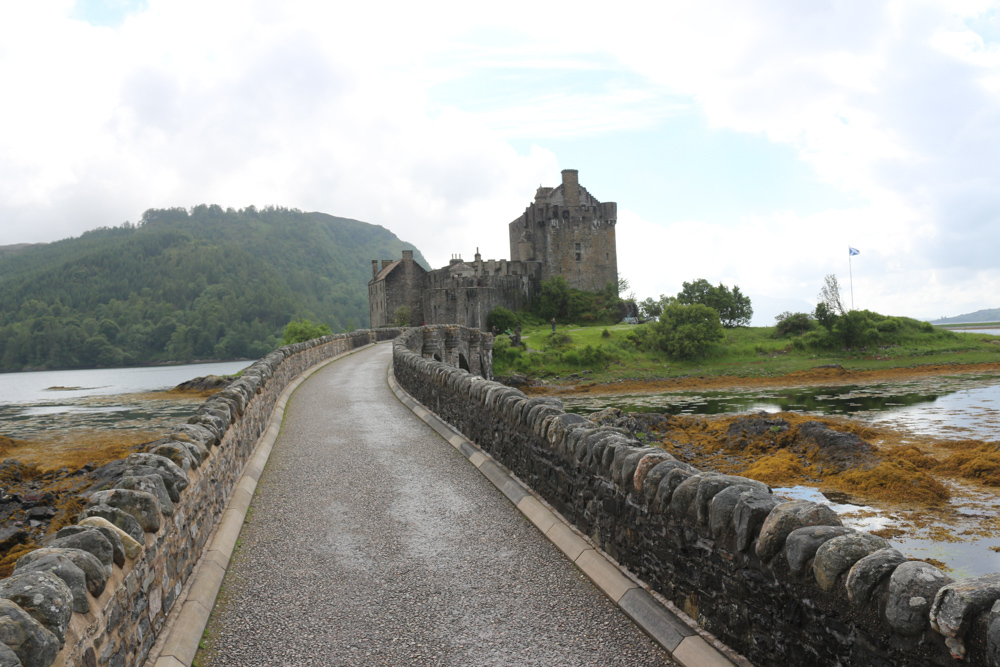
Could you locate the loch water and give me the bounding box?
[0,360,250,439]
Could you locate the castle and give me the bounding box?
[368,169,618,329]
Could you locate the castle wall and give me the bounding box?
[422,270,536,330]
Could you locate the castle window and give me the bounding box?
[562,210,570,219]
[575,243,581,262]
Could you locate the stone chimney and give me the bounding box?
[371,259,379,279]
[561,169,579,207]
[402,250,413,261]
[381,259,394,271]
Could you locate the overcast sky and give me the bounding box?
[1,0,998,323]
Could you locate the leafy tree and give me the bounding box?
[536,276,572,320]
[281,319,333,345]
[487,307,519,332]
[676,279,753,327]
[649,303,724,360]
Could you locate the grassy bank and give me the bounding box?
[494,322,1000,385]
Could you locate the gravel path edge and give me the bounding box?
[386,363,751,667]
[145,342,379,667]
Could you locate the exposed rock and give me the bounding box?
[0,528,27,552]
[0,571,73,645]
[172,374,233,392]
[756,500,843,562]
[930,572,1000,640]
[16,547,107,598]
[114,475,173,517]
[725,415,790,448]
[78,516,141,560]
[846,548,907,605]
[798,421,878,472]
[78,505,144,545]
[0,598,59,667]
[813,532,891,592]
[87,489,161,533]
[784,526,856,577]
[15,554,89,614]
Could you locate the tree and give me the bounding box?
[649,303,724,360]
[676,279,752,328]
[281,319,333,345]
[487,307,519,333]
[818,274,847,315]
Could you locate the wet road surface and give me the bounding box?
[197,343,673,666]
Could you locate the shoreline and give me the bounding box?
[524,361,1000,397]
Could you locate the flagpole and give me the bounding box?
[849,248,854,311]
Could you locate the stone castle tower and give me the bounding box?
[507,169,618,292]
[370,169,618,328]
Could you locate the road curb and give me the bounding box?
[387,365,747,667]
[146,342,379,667]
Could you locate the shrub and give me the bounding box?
[774,312,815,338]
[545,332,574,350]
[649,303,724,360]
[601,328,611,338]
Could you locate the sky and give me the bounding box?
[0,0,998,324]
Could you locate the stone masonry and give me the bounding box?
[393,325,1000,666]
[368,169,618,329]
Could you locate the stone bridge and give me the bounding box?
[3,326,1000,667]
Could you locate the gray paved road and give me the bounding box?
[198,343,672,666]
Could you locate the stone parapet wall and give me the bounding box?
[393,326,1000,667]
[0,328,403,667]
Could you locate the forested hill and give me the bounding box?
[931,308,1000,325]
[0,205,428,371]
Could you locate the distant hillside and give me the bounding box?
[931,308,1000,325]
[0,205,427,371]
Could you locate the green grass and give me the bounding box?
[495,322,1000,383]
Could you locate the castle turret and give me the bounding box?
[507,169,617,292]
[561,169,579,208]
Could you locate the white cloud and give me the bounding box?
[0,0,997,320]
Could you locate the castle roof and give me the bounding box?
[373,259,401,282]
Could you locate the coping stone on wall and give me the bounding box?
[386,361,743,667]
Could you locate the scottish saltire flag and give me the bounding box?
[849,247,860,256]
